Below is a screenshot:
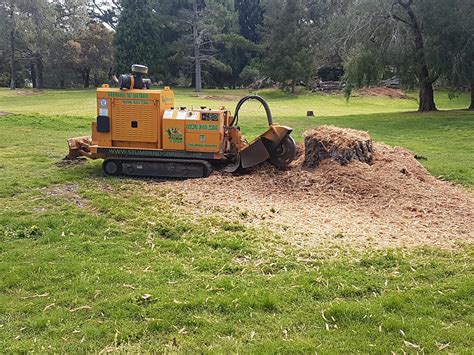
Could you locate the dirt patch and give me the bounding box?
[0,111,11,117]
[12,89,44,97]
[190,94,242,102]
[356,87,412,100]
[55,157,88,168]
[145,128,473,251]
[42,184,95,212]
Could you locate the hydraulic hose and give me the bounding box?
[231,95,273,127]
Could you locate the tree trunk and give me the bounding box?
[83,69,90,88]
[419,81,436,112]
[291,79,296,94]
[35,56,44,89]
[30,63,37,88]
[193,0,202,92]
[9,4,16,90]
[469,80,474,111]
[399,1,437,112]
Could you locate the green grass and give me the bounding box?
[1,87,472,186]
[0,87,470,117]
[0,88,473,352]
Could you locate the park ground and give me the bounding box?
[0,88,473,352]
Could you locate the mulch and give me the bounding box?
[142,126,473,250]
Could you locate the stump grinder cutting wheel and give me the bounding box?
[66,65,297,179]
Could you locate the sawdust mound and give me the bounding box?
[152,127,473,250]
[303,125,374,168]
[357,87,411,99]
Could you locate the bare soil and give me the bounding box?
[147,128,473,250]
[12,89,44,97]
[190,94,242,102]
[42,184,95,212]
[0,112,11,116]
[55,157,87,168]
[356,87,412,100]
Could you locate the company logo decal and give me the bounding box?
[167,128,184,144]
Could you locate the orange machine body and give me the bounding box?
[88,87,231,161]
[67,84,296,178]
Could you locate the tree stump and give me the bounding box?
[303,125,374,168]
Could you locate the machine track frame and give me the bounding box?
[102,158,212,179]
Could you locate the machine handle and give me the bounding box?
[231,95,273,127]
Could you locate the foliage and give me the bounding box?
[260,0,318,92]
[335,0,474,111]
[0,0,472,96]
[67,23,114,87]
[88,0,121,30]
[114,0,158,75]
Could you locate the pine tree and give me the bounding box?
[235,0,263,43]
[114,0,158,75]
[261,0,316,93]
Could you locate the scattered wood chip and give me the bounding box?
[436,342,450,351]
[43,303,56,313]
[403,340,420,349]
[69,306,92,313]
[21,293,49,299]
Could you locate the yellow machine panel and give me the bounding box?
[112,100,158,143]
[185,112,224,153]
[93,87,175,149]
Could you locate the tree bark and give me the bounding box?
[470,79,474,111]
[9,2,16,90]
[83,69,90,88]
[396,0,437,112]
[35,56,44,89]
[419,80,436,112]
[30,63,37,88]
[193,0,202,92]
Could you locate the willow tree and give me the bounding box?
[337,0,467,112]
[431,0,474,110]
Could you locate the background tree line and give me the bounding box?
[0,0,472,111]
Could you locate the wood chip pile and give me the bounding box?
[149,126,473,250]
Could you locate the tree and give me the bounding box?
[8,0,15,89]
[261,0,317,93]
[174,0,239,91]
[68,23,114,87]
[235,0,263,43]
[88,0,121,30]
[431,0,474,110]
[336,0,471,112]
[0,0,18,89]
[114,0,158,75]
[391,0,437,111]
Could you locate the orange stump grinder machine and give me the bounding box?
[67,65,297,178]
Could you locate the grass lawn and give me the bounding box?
[0,88,473,352]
